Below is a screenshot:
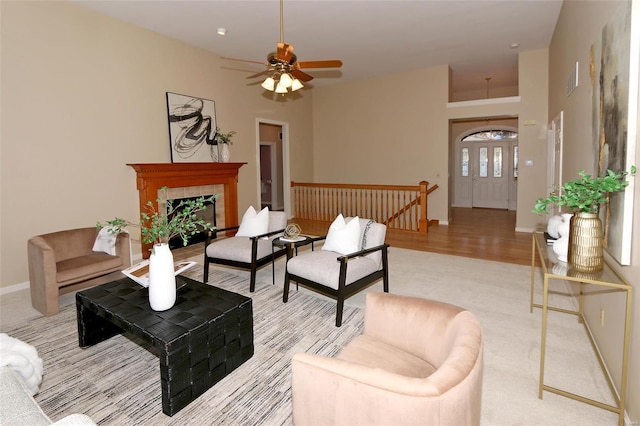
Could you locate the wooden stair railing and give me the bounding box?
[291,180,439,234]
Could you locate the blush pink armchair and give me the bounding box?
[291,292,484,425]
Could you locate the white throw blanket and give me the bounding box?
[0,333,43,396]
[92,226,119,255]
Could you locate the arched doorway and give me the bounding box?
[453,127,518,210]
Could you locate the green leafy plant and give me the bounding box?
[216,127,236,145]
[533,166,636,214]
[98,187,217,249]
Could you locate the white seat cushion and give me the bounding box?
[206,236,273,263]
[287,250,379,290]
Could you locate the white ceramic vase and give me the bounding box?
[558,213,573,238]
[148,243,176,311]
[546,215,563,239]
[552,237,569,262]
[552,213,573,263]
[220,143,231,162]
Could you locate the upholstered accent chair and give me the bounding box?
[203,210,287,292]
[283,217,389,327]
[291,292,484,425]
[28,227,131,316]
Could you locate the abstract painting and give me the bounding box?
[591,0,637,265]
[166,92,218,162]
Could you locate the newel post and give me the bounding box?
[419,180,428,234]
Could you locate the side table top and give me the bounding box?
[272,235,315,249]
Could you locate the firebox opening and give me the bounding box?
[167,196,217,249]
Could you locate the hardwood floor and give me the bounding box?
[294,207,532,266]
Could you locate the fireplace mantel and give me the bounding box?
[128,162,245,257]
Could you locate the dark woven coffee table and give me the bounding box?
[75,275,253,416]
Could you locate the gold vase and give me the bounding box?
[568,212,603,273]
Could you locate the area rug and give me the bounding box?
[3,268,363,425]
[2,248,620,425]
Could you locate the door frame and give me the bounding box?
[255,118,291,217]
[452,124,519,210]
[259,141,279,209]
[547,111,564,216]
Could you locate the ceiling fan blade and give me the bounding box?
[221,56,267,66]
[277,42,294,62]
[291,69,314,82]
[296,60,343,69]
[246,69,272,79]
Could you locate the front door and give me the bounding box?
[472,141,510,209]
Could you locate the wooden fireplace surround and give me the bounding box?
[128,162,245,257]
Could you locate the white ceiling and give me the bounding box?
[71,0,563,93]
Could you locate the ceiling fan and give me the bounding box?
[222,0,343,93]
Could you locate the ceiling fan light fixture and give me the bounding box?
[279,72,293,88]
[275,83,288,94]
[291,78,304,91]
[261,77,276,91]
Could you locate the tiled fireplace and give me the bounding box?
[128,162,245,258]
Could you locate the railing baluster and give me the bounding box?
[290,181,438,234]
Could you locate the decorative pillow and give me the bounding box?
[236,206,270,237]
[92,226,118,256]
[322,214,361,255]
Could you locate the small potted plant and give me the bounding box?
[98,188,217,311]
[533,167,635,272]
[216,127,236,162]
[533,167,635,215]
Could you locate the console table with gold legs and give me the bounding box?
[530,231,632,426]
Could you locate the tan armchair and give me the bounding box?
[28,227,131,316]
[291,292,484,426]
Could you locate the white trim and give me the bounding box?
[255,118,291,218]
[447,96,521,109]
[259,141,280,209]
[0,281,30,295]
[515,227,536,233]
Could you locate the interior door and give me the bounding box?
[453,144,473,207]
[472,141,509,209]
[260,144,274,209]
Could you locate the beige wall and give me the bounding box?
[549,0,639,418]
[311,66,451,223]
[451,84,519,102]
[0,1,314,287]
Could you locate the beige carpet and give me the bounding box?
[1,247,619,425]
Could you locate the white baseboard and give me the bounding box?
[516,227,535,233]
[0,281,30,295]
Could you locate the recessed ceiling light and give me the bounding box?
[510,42,520,49]
[217,28,227,36]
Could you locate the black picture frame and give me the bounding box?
[166,92,218,162]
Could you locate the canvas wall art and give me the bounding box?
[166,92,218,162]
[591,0,638,265]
